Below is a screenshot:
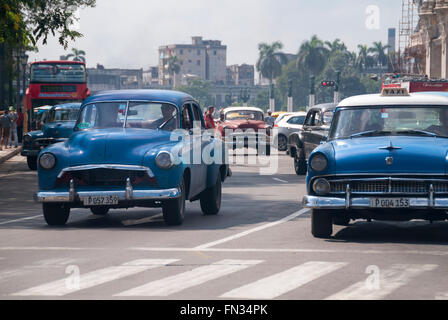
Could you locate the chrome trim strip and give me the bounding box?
[35,188,180,203]
[303,195,448,209]
[345,184,350,209]
[125,178,133,200]
[57,164,155,178]
[430,184,434,208]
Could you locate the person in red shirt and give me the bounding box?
[204,106,216,129]
[17,108,24,144]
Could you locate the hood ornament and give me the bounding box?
[385,156,394,166]
[379,141,402,151]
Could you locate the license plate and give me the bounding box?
[83,195,119,206]
[370,198,410,208]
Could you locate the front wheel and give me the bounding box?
[43,203,70,226]
[294,148,307,175]
[162,179,186,226]
[311,209,333,238]
[27,156,38,171]
[277,135,287,151]
[90,207,110,216]
[200,172,222,215]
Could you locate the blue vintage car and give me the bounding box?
[34,90,230,226]
[303,89,448,238]
[22,103,81,170]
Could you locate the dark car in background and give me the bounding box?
[287,103,336,175]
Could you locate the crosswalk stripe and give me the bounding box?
[11,259,178,296]
[116,259,263,297]
[326,264,438,300]
[221,261,347,299]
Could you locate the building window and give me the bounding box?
[197,60,200,66]
[180,49,183,55]
[214,50,217,55]
[188,60,192,63]
[197,50,201,55]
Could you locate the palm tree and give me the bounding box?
[166,55,181,87]
[368,41,390,68]
[65,48,86,62]
[256,41,288,86]
[296,35,329,76]
[356,45,372,72]
[324,39,347,54]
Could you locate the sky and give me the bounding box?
[28,0,404,70]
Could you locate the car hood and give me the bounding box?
[67,128,172,166]
[224,120,267,130]
[330,136,448,174]
[43,122,76,139]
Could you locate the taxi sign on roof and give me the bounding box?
[381,88,410,97]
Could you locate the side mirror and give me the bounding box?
[320,136,328,144]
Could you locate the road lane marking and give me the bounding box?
[194,208,309,249]
[272,178,288,183]
[116,259,263,297]
[326,264,438,300]
[221,261,347,299]
[0,215,42,226]
[11,259,178,297]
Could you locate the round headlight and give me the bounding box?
[313,178,330,195]
[156,151,174,170]
[39,153,56,170]
[310,154,328,172]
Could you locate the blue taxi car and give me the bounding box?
[35,90,230,226]
[22,103,81,170]
[303,89,448,238]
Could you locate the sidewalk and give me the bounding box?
[0,145,23,165]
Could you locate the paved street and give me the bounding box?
[1,153,448,300]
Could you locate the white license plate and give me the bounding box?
[83,196,119,206]
[370,198,410,208]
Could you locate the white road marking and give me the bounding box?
[122,214,163,226]
[221,261,347,299]
[194,208,309,249]
[272,177,288,183]
[116,259,263,297]
[0,215,42,225]
[326,264,438,300]
[11,259,178,297]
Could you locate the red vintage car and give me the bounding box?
[216,106,272,155]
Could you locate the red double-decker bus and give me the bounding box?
[382,73,448,93]
[25,60,90,130]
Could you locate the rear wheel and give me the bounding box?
[27,156,37,171]
[43,203,70,226]
[294,147,307,175]
[90,207,110,216]
[333,216,350,226]
[311,209,333,238]
[162,179,186,226]
[277,135,287,151]
[200,172,222,215]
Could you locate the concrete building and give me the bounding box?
[142,67,159,87]
[227,64,255,86]
[408,0,448,78]
[87,66,143,93]
[158,36,227,87]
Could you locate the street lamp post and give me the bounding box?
[21,53,29,135]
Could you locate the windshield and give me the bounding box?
[329,106,448,140]
[48,108,79,122]
[30,63,86,83]
[225,110,264,121]
[76,101,178,131]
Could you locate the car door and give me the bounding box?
[301,109,320,157]
[187,103,208,197]
[284,115,306,137]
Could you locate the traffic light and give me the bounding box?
[321,80,336,87]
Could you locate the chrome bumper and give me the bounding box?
[303,195,448,209]
[35,179,180,203]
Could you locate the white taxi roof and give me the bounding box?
[223,106,264,113]
[338,92,448,107]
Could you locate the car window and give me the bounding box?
[305,110,320,126]
[191,103,204,129]
[126,102,178,131]
[182,104,194,130]
[78,102,126,129]
[287,116,306,125]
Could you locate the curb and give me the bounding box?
[0,146,23,165]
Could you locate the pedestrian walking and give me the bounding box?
[0,109,11,150]
[205,106,216,129]
[17,108,24,144]
[8,107,18,148]
[265,110,275,127]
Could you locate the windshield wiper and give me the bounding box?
[349,130,392,138]
[394,130,437,137]
[158,114,176,130]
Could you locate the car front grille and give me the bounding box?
[57,169,156,187]
[328,177,448,195]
